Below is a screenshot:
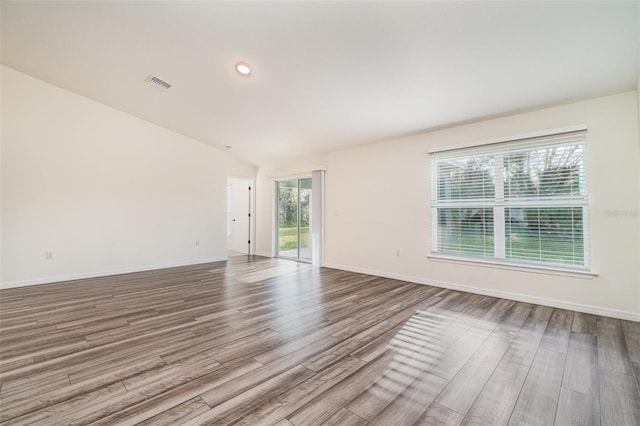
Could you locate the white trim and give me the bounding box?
[427,254,595,277]
[323,262,639,322]
[311,169,325,267]
[0,257,226,290]
[582,206,591,269]
[427,124,587,154]
[268,168,324,180]
[227,175,256,256]
[255,251,274,258]
[272,180,279,257]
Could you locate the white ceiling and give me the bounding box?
[2,1,638,165]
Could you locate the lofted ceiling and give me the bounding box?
[1,1,638,165]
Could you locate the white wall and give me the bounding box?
[258,92,640,319]
[227,156,258,178]
[1,66,237,287]
[255,168,274,257]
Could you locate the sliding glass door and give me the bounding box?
[277,178,312,262]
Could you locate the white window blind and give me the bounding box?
[430,131,589,270]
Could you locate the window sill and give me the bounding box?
[427,253,597,279]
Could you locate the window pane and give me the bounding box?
[504,144,584,199]
[437,156,495,201]
[505,207,584,266]
[438,208,494,257]
[432,133,588,270]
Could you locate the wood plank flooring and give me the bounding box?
[1,256,639,425]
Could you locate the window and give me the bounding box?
[430,130,589,271]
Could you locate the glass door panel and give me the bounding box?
[276,177,312,262]
[277,179,299,259]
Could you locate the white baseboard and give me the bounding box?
[255,251,273,258]
[323,262,640,322]
[0,257,227,290]
[4,258,637,322]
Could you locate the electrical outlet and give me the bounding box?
[45,251,54,259]
[396,249,400,257]
[195,240,200,247]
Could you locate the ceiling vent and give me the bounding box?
[144,75,172,90]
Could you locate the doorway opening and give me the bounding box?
[276,177,312,262]
[227,177,252,256]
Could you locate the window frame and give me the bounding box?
[429,128,593,275]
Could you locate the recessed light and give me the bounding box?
[235,62,251,77]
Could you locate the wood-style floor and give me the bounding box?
[1,256,639,425]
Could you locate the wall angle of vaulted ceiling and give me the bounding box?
[1,1,639,165]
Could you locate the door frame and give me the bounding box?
[274,176,312,263]
[227,176,254,255]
